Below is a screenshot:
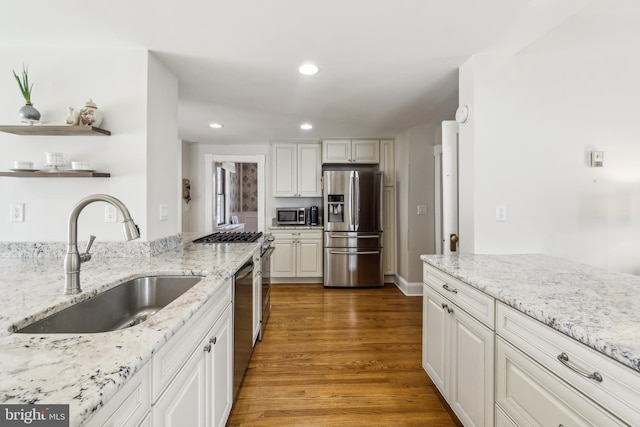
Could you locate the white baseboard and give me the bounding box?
[394,275,423,296]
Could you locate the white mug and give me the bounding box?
[45,152,65,166]
[13,160,34,169]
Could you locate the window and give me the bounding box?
[216,165,226,226]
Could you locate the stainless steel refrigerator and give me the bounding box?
[323,166,383,287]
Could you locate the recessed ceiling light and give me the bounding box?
[298,63,319,75]
[300,123,313,130]
[209,123,223,129]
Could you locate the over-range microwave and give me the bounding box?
[276,207,306,225]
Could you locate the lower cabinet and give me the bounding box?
[271,229,322,280]
[422,283,494,427]
[85,279,234,427]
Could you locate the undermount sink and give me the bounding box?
[15,275,204,334]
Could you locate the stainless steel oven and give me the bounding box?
[259,243,274,340]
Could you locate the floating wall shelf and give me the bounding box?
[0,125,111,136]
[0,171,110,178]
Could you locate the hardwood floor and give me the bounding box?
[227,284,460,426]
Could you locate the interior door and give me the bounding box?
[435,121,459,254]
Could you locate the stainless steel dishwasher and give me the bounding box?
[233,260,254,402]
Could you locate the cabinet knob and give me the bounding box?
[210,337,217,345]
[204,344,212,353]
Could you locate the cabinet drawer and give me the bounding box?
[496,337,626,426]
[423,264,495,329]
[497,302,640,425]
[152,282,232,401]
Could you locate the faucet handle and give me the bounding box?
[80,235,96,263]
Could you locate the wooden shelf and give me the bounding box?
[0,125,110,136]
[0,171,110,178]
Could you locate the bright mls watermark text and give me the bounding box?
[0,405,69,426]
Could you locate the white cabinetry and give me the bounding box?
[322,139,380,164]
[152,281,233,427]
[422,264,494,427]
[380,139,396,278]
[272,142,322,197]
[496,302,639,425]
[270,229,323,281]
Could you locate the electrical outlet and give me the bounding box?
[417,205,427,215]
[104,205,117,222]
[496,205,507,221]
[10,203,24,222]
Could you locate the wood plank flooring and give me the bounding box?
[227,284,460,426]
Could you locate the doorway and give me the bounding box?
[205,154,265,233]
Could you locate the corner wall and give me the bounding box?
[458,10,640,273]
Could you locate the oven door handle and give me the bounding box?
[262,247,275,258]
[235,261,254,280]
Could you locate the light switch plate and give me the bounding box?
[496,205,507,221]
[104,205,117,222]
[590,151,604,167]
[417,205,427,215]
[159,204,169,221]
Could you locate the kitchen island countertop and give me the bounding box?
[0,234,260,426]
[421,253,640,373]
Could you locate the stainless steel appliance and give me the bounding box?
[233,260,253,401]
[276,207,306,225]
[259,237,274,340]
[323,167,384,287]
[310,206,319,225]
[192,231,273,402]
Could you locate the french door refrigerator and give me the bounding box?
[323,166,384,287]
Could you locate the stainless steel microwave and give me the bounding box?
[276,207,306,225]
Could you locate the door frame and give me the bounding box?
[205,154,265,233]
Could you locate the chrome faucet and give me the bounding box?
[64,194,140,295]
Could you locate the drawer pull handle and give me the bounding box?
[441,303,454,314]
[442,284,458,294]
[557,352,603,382]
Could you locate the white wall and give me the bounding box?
[396,126,437,283]
[458,8,640,274]
[0,48,180,243]
[146,54,180,240]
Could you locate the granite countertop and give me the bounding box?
[420,254,640,373]
[0,236,261,426]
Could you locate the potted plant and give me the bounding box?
[13,64,41,124]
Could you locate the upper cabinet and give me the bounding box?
[272,142,322,198]
[322,139,380,164]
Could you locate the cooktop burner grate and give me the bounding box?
[193,231,263,244]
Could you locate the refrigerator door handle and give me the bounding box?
[329,250,381,255]
[329,233,379,238]
[349,172,355,230]
[354,171,360,230]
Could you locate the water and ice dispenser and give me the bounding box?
[327,194,344,223]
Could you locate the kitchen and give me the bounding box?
[1,0,640,426]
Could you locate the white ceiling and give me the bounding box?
[0,0,598,144]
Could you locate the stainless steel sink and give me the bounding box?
[15,275,203,334]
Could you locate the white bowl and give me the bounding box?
[13,161,34,169]
[71,161,92,170]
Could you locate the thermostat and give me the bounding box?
[590,151,604,167]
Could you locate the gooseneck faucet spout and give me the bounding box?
[64,194,140,295]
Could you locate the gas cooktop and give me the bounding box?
[193,231,263,244]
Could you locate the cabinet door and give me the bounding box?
[271,239,296,277]
[297,239,323,277]
[208,306,233,427]
[273,143,297,197]
[379,139,395,186]
[352,139,380,163]
[422,284,448,395]
[153,347,207,427]
[449,302,494,427]
[382,187,396,276]
[322,139,351,163]
[298,144,322,197]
